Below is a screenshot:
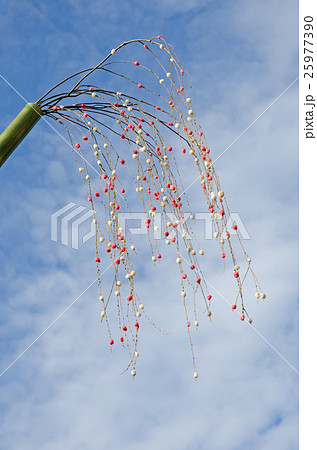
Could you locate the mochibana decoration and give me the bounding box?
[0,36,266,378]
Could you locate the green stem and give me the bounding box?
[0,103,42,167]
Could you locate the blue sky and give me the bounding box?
[0,1,298,449]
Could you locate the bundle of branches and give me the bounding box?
[0,37,265,378]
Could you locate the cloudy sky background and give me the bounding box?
[0,1,298,449]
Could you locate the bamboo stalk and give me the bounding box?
[0,103,42,167]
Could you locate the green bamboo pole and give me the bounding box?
[0,103,42,167]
